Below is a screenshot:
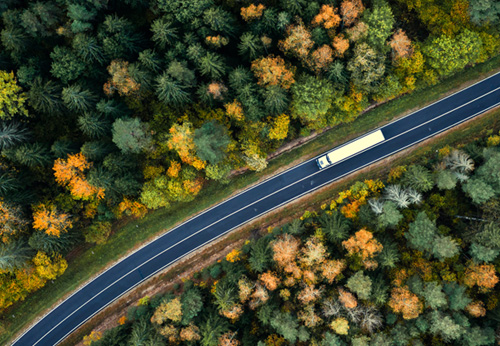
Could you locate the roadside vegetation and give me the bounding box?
[1,0,500,343]
[83,127,500,346]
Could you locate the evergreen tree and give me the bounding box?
[238,32,263,60]
[72,34,105,64]
[62,85,97,113]
[0,121,28,150]
[112,118,152,154]
[151,17,178,49]
[0,240,32,271]
[78,113,110,139]
[50,46,86,84]
[263,85,289,115]
[194,121,230,165]
[249,236,272,273]
[155,73,191,107]
[198,52,226,80]
[405,211,437,252]
[319,210,351,244]
[28,78,64,115]
[402,165,434,192]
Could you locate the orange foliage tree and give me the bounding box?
[388,286,423,319]
[103,60,140,96]
[240,4,265,22]
[259,271,280,291]
[342,229,383,269]
[321,259,346,283]
[338,288,358,309]
[117,198,147,218]
[389,29,413,60]
[278,23,314,60]
[271,234,301,269]
[251,56,295,89]
[466,301,486,317]
[32,204,72,237]
[167,122,206,170]
[299,236,328,268]
[207,82,227,100]
[218,332,241,346]
[463,263,499,290]
[340,0,365,26]
[308,45,334,72]
[332,35,350,57]
[180,324,201,342]
[312,5,341,29]
[53,153,105,200]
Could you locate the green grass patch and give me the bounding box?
[3,56,500,345]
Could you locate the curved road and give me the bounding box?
[12,72,500,346]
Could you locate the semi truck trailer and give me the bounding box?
[316,129,386,169]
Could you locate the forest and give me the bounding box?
[1,0,500,322]
[82,132,500,345]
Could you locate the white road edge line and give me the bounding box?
[35,92,500,346]
[50,99,500,346]
[12,70,500,345]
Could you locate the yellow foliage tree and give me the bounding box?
[388,286,423,319]
[251,56,295,89]
[0,70,29,120]
[240,4,265,21]
[268,114,290,141]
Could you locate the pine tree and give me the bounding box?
[62,85,97,113]
[319,210,351,244]
[27,77,64,115]
[0,121,28,150]
[238,32,263,60]
[72,34,105,64]
[151,17,178,49]
[0,240,32,271]
[193,121,230,165]
[249,237,272,273]
[10,142,52,167]
[263,85,289,115]
[50,46,86,84]
[78,113,110,139]
[156,73,191,107]
[198,52,226,80]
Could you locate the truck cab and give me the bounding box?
[316,155,331,169]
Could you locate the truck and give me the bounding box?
[316,129,386,169]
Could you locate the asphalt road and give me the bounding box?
[12,71,500,346]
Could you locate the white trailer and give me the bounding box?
[316,130,386,169]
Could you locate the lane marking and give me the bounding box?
[13,71,500,345]
[33,93,500,346]
[50,98,500,346]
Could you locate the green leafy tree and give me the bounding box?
[423,30,483,77]
[193,121,230,165]
[50,46,86,84]
[62,85,97,113]
[270,311,299,343]
[468,0,500,26]
[7,142,52,167]
[432,235,459,262]
[1,26,30,55]
[20,2,60,38]
[462,178,495,204]
[461,326,496,346]
[402,165,434,192]
[181,288,203,325]
[422,281,447,309]
[428,311,465,342]
[156,0,214,23]
[347,43,386,93]
[405,211,437,252]
[470,243,499,263]
[346,271,372,300]
[436,169,458,190]
[0,70,28,120]
[443,283,471,311]
[363,1,394,51]
[290,75,334,129]
[112,118,152,154]
[378,201,403,229]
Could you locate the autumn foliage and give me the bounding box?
[312,5,341,29]
[53,153,105,200]
[342,229,383,269]
[251,56,295,89]
[240,4,265,22]
[463,263,499,290]
[103,60,140,96]
[32,204,72,237]
[340,0,365,26]
[278,24,314,60]
[388,286,423,319]
[167,122,206,170]
[389,29,413,60]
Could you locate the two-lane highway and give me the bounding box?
[12,71,500,346]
